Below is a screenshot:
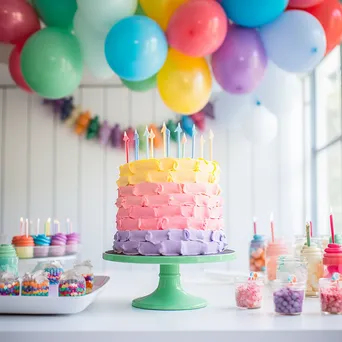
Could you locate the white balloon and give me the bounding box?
[74,11,113,80]
[255,61,302,116]
[77,0,137,34]
[241,104,278,145]
[214,91,255,130]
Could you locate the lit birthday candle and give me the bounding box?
[182,133,187,158]
[209,129,214,160]
[174,123,183,158]
[161,122,167,158]
[134,129,139,161]
[191,124,197,159]
[149,128,155,158]
[200,135,205,159]
[166,128,170,157]
[46,218,51,236]
[123,131,130,163]
[143,126,150,159]
[330,207,335,243]
[19,217,23,235]
[25,218,28,237]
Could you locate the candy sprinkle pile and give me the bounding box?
[44,267,63,285]
[235,282,263,309]
[0,280,20,296]
[21,280,49,296]
[273,287,304,315]
[59,279,86,297]
[320,286,342,314]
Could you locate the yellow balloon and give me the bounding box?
[139,0,188,31]
[157,49,212,115]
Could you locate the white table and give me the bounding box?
[0,271,341,342]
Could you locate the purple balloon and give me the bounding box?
[212,25,267,94]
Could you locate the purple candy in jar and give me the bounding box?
[273,282,305,315]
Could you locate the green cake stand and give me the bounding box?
[103,250,235,311]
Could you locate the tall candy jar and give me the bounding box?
[266,239,289,282]
[249,235,266,274]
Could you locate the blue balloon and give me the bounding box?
[105,16,167,81]
[181,115,194,137]
[259,10,326,73]
[221,0,288,28]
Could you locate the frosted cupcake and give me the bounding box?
[33,234,51,257]
[66,232,80,255]
[12,235,34,259]
[50,233,67,257]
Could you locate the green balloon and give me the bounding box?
[21,28,83,99]
[135,4,146,16]
[121,74,157,92]
[32,0,77,29]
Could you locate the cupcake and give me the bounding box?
[44,260,64,285]
[12,235,34,259]
[59,269,86,297]
[50,233,67,257]
[74,260,93,294]
[66,232,80,255]
[0,272,20,296]
[21,270,49,296]
[0,244,18,275]
[33,234,51,258]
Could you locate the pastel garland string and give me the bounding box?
[43,97,214,150]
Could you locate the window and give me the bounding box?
[313,46,342,235]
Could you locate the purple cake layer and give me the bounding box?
[113,229,227,256]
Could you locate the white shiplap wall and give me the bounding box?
[0,67,307,272]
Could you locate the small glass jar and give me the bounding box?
[323,243,342,278]
[272,280,305,315]
[319,278,342,315]
[276,256,308,283]
[249,235,266,274]
[0,244,18,276]
[59,269,86,297]
[300,244,323,297]
[266,239,289,282]
[293,235,306,257]
[235,276,263,309]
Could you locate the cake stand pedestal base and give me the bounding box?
[132,264,207,310]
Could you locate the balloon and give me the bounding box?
[74,11,113,80]
[157,49,212,115]
[241,104,278,145]
[9,43,32,92]
[305,0,342,55]
[105,16,167,82]
[77,0,137,33]
[21,28,83,99]
[220,0,288,28]
[121,74,157,92]
[181,115,195,136]
[212,25,267,94]
[260,10,326,73]
[135,3,145,15]
[0,0,40,44]
[214,92,255,130]
[167,0,227,57]
[255,62,302,116]
[32,0,77,29]
[288,0,323,8]
[139,0,188,31]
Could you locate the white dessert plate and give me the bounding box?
[0,275,110,315]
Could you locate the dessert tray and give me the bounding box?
[0,275,109,315]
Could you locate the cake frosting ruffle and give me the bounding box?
[113,229,227,256]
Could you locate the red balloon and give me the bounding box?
[288,0,323,8]
[0,0,40,45]
[305,0,342,54]
[9,43,32,92]
[167,0,228,57]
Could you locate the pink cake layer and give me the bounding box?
[117,182,223,232]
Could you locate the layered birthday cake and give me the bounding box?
[113,158,227,256]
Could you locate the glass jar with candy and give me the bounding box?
[319,273,342,315]
[249,234,267,274]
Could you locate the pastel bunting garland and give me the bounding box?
[43,97,214,151]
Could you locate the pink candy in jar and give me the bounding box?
[235,272,263,309]
[319,273,342,315]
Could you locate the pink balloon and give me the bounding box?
[0,0,40,44]
[288,0,324,8]
[9,43,32,92]
[212,25,267,94]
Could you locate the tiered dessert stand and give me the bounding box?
[103,250,235,311]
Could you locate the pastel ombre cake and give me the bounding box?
[113,158,227,256]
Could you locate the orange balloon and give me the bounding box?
[305,0,342,54]
[149,124,163,148]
